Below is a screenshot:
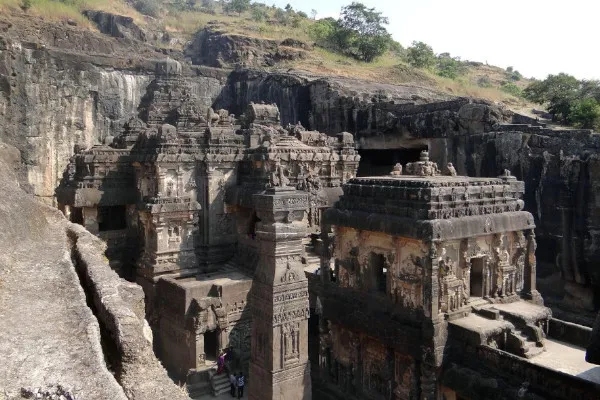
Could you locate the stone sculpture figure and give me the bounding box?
[446,163,457,176]
[390,163,403,176]
[206,107,220,126]
[405,150,439,177]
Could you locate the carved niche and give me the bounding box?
[281,322,301,365]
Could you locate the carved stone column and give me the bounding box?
[82,206,99,234]
[320,224,335,284]
[524,229,543,304]
[249,187,312,400]
[197,163,237,267]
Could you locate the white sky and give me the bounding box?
[268,0,599,80]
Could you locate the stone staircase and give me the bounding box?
[507,327,545,358]
[187,370,212,399]
[209,370,231,396]
[471,303,546,359]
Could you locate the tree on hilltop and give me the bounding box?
[224,0,250,15]
[336,2,392,62]
[524,73,600,129]
[406,41,435,68]
[524,73,580,122]
[570,98,600,129]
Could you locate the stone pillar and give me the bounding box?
[194,332,205,369]
[83,206,99,234]
[524,229,543,304]
[197,163,237,267]
[320,224,334,284]
[425,243,440,318]
[249,187,312,400]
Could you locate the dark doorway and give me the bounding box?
[308,309,320,374]
[204,329,219,362]
[370,253,387,293]
[98,205,127,231]
[70,207,84,225]
[357,147,427,177]
[470,258,485,298]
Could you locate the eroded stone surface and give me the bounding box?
[0,144,127,400]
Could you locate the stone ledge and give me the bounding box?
[324,209,535,241]
[67,223,190,400]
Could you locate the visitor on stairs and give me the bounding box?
[237,372,245,398]
[230,373,237,397]
[217,351,226,374]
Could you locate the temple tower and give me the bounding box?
[249,186,312,400]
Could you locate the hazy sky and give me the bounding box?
[269,0,599,80]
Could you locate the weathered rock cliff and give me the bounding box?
[0,142,188,399]
[185,27,309,68]
[1,9,599,321]
[387,104,600,321]
[0,14,225,203]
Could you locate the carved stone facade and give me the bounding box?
[55,60,359,393]
[313,166,562,399]
[52,58,599,400]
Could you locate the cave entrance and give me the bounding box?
[357,147,427,177]
[470,257,485,299]
[204,329,219,362]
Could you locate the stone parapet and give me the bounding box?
[336,175,525,221]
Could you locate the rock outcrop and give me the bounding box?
[0,142,128,399]
[82,10,147,42]
[0,142,187,399]
[185,27,309,68]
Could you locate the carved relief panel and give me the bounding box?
[392,239,426,310]
[281,322,301,367]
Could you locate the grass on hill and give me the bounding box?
[0,0,145,26]
[0,0,533,108]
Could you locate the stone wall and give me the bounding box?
[0,29,223,203]
[68,223,189,400]
[548,318,592,349]
[431,128,600,316]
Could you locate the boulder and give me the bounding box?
[83,10,147,42]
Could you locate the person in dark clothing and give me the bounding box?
[229,373,237,397]
[237,372,245,398]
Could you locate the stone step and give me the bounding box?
[210,371,229,380]
[209,371,232,396]
[469,297,491,308]
[472,306,500,320]
[187,381,212,398]
[524,344,545,358]
[212,380,231,396]
[508,327,545,359]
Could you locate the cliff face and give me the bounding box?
[443,127,600,317]
[0,141,189,399]
[0,40,150,201]
[216,69,451,135]
[0,14,226,203]
[1,10,599,320]
[185,27,309,68]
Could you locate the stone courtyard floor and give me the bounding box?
[529,339,600,384]
[193,385,248,400]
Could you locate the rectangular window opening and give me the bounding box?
[98,205,127,231]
